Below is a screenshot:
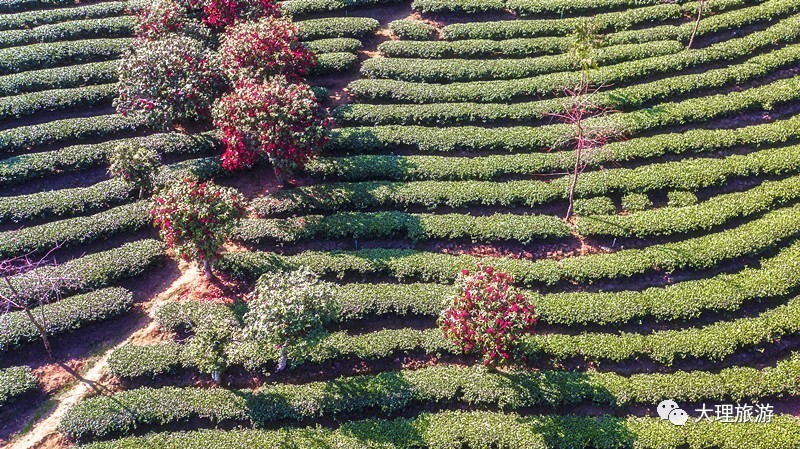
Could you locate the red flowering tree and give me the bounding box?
[151,178,245,280]
[197,0,280,28]
[115,35,221,130]
[212,77,330,185]
[218,16,315,83]
[438,265,537,367]
[133,0,209,41]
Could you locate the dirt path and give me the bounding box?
[9,269,198,449]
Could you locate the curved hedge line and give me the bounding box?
[0,82,116,121]
[0,239,164,306]
[303,37,362,54]
[222,204,800,286]
[77,411,800,449]
[0,37,131,76]
[283,0,405,17]
[0,2,129,32]
[257,143,800,214]
[349,14,800,102]
[0,201,151,258]
[0,288,133,351]
[0,60,118,97]
[343,42,800,125]
[0,16,134,50]
[296,17,379,40]
[236,212,569,244]
[361,40,682,83]
[64,353,800,441]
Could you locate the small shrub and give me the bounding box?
[574,196,616,216]
[183,314,238,382]
[621,193,652,212]
[668,190,698,207]
[115,35,221,129]
[151,178,245,280]
[108,142,161,198]
[388,19,435,40]
[218,16,315,83]
[244,266,337,370]
[212,77,331,183]
[438,265,537,367]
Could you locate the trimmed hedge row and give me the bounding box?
[578,175,800,237]
[311,52,358,75]
[361,40,683,83]
[63,354,800,441]
[78,411,800,449]
[0,37,131,76]
[282,0,405,17]
[0,366,36,407]
[329,240,800,326]
[440,0,787,40]
[0,287,133,351]
[343,42,800,125]
[0,155,222,224]
[0,82,116,121]
[0,2,129,32]
[0,16,135,50]
[295,17,379,40]
[222,204,800,286]
[349,14,800,102]
[380,36,578,59]
[310,115,800,181]
[412,0,506,14]
[0,113,148,156]
[258,143,800,214]
[147,238,800,327]
[105,289,800,373]
[0,239,164,306]
[336,75,800,155]
[0,201,151,258]
[0,178,133,224]
[388,19,436,41]
[153,301,237,334]
[236,212,569,244]
[0,131,218,186]
[0,60,118,97]
[0,0,72,14]
[303,37,362,54]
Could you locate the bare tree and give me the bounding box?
[548,19,625,221]
[0,245,78,358]
[687,0,707,49]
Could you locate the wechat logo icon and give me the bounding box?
[658,400,689,426]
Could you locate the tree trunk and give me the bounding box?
[211,370,222,385]
[688,0,704,49]
[25,308,53,359]
[202,259,214,281]
[565,148,582,222]
[277,347,288,372]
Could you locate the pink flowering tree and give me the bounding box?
[218,16,316,83]
[438,265,538,367]
[133,0,209,41]
[198,0,280,28]
[212,77,330,185]
[151,178,245,280]
[115,35,221,130]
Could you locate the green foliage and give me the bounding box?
[244,267,337,367]
[281,0,404,17]
[0,16,134,49]
[388,19,436,40]
[0,37,131,75]
[0,288,133,351]
[0,366,36,407]
[574,197,616,216]
[620,193,651,212]
[0,83,116,121]
[0,60,118,97]
[0,1,128,31]
[108,142,160,198]
[295,17,379,40]
[667,190,698,207]
[183,314,238,376]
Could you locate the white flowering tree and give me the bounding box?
[244,266,337,371]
